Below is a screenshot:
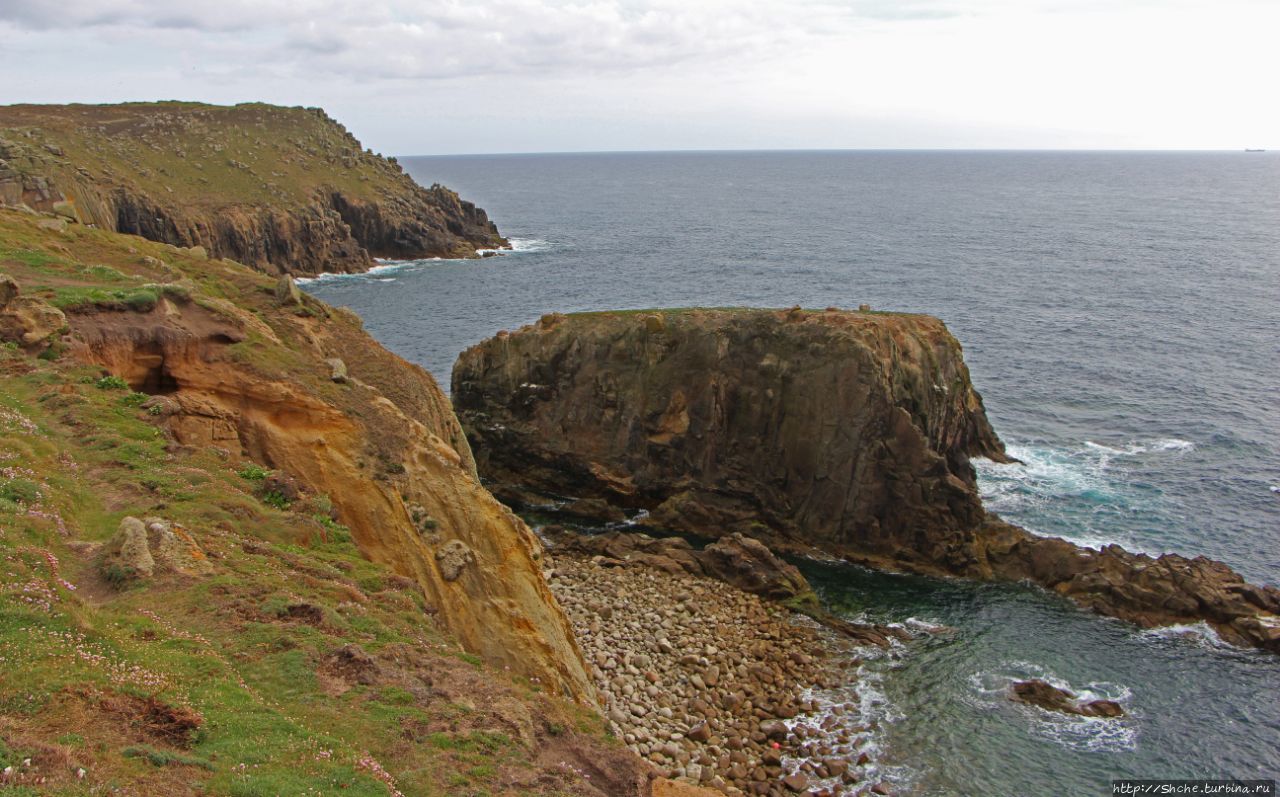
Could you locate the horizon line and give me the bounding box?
[400,146,1274,158]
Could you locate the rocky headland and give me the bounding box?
[0,102,506,276]
[453,308,1280,652]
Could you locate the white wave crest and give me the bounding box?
[1140,622,1232,650]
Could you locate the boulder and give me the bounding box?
[99,516,214,581]
[275,274,302,305]
[0,282,66,349]
[100,517,155,579]
[325,357,348,384]
[435,540,476,581]
[51,199,77,221]
[698,533,816,608]
[144,517,214,576]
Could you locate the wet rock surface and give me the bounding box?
[547,546,895,796]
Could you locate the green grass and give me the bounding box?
[122,745,215,770]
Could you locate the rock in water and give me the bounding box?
[453,307,1280,653]
[1010,679,1126,718]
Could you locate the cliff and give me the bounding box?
[0,210,665,796]
[0,102,506,276]
[453,308,1280,652]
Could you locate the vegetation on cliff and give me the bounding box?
[0,210,670,796]
[0,102,507,275]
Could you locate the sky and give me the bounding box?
[2,0,1277,155]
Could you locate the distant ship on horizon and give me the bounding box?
[1244,148,1266,152]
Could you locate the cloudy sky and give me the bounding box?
[2,0,1276,155]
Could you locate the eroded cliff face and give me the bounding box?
[75,296,591,699]
[454,308,1009,563]
[0,102,505,275]
[453,308,1280,652]
[0,214,591,701]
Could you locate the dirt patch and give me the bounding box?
[283,601,324,626]
[97,691,203,747]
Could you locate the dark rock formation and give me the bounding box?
[1010,679,1125,718]
[0,103,506,275]
[454,308,1280,652]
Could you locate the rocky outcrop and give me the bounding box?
[99,516,214,580]
[454,308,1280,652]
[0,273,65,351]
[1010,679,1125,718]
[0,103,506,275]
[455,308,1008,559]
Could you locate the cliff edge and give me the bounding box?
[0,102,506,275]
[453,308,1280,652]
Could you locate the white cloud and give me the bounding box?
[1,0,1277,152]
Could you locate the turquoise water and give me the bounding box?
[305,150,1280,794]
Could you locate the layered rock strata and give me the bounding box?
[0,102,506,275]
[454,308,1280,652]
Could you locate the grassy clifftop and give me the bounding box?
[0,210,653,796]
[0,102,507,275]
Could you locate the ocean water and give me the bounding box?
[305,151,1280,795]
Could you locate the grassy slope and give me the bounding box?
[0,213,614,797]
[0,101,419,211]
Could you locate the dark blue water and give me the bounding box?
[305,151,1280,795]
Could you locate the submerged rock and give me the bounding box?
[454,307,1280,653]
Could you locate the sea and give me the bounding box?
[303,150,1280,796]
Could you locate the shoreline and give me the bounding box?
[545,546,896,796]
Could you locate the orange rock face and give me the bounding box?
[67,284,594,702]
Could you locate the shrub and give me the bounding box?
[122,391,148,407]
[95,375,130,390]
[120,288,160,312]
[236,463,270,481]
[261,490,290,510]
